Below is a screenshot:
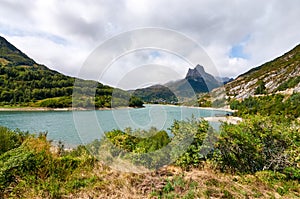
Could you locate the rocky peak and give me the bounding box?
[184,64,222,91]
[185,64,205,79]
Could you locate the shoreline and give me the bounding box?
[0,106,134,112]
[0,104,234,112]
[204,116,242,124]
[144,103,235,112]
[181,105,235,112]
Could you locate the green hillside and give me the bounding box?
[0,36,143,108]
[133,85,178,104]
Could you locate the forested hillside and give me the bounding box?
[0,36,143,108]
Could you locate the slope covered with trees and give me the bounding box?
[0,36,143,108]
[133,85,178,104]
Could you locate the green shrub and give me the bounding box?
[104,128,172,153]
[254,80,267,95]
[283,167,300,180]
[0,129,96,198]
[230,93,300,119]
[170,118,215,168]
[95,127,171,169]
[38,96,72,108]
[129,96,144,107]
[214,115,300,173]
[277,76,300,91]
[0,126,29,155]
[90,118,214,170]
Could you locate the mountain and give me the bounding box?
[221,44,300,99]
[215,76,234,85]
[166,65,221,96]
[134,64,221,103]
[0,36,142,108]
[0,37,35,67]
[133,85,178,104]
[185,65,222,90]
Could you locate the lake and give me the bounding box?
[0,104,230,147]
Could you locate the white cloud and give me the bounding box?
[101,50,189,89]
[0,0,299,88]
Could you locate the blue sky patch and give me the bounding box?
[229,44,248,59]
[0,26,68,45]
[150,50,161,58]
[229,35,251,59]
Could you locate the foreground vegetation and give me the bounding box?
[1,107,299,198]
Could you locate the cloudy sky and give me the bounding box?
[0,0,299,89]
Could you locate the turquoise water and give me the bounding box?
[0,105,230,147]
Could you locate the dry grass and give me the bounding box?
[61,162,298,199]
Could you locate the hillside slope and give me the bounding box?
[134,85,178,104]
[0,36,140,108]
[224,44,300,99]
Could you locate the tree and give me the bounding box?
[254,80,267,95]
[129,96,144,107]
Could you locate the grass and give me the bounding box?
[1,145,299,198]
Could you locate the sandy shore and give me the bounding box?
[144,104,235,112]
[184,106,235,112]
[0,107,57,111]
[204,116,242,124]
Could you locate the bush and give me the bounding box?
[277,76,300,91]
[38,97,72,108]
[230,93,300,119]
[0,128,96,198]
[254,80,267,95]
[214,115,300,173]
[283,167,300,180]
[170,118,215,168]
[93,127,171,169]
[90,119,214,170]
[0,136,53,196]
[129,96,144,107]
[0,127,29,155]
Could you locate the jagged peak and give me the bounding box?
[185,64,206,79]
[195,64,205,72]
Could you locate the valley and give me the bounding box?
[0,36,299,198]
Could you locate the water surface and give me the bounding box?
[0,105,229,146]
